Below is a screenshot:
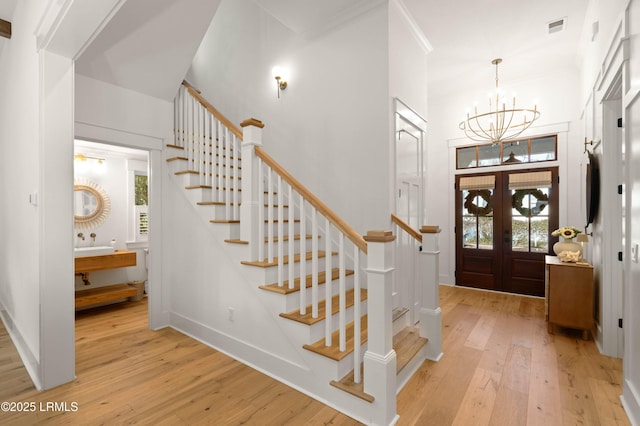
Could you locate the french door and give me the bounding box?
[455,167,559,296]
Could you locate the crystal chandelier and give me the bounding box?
[459,58,540,144]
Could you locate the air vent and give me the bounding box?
[547,17,567,34]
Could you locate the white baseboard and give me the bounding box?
[0,303,41,390]
[622,378,640,426]
[168,311,382,425]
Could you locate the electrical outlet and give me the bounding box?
[228,307,235,322]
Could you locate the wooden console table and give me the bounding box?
[75,250,138,309]
[545,255,594,340]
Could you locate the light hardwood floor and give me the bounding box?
[0,286,630,425]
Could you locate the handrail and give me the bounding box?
[181,80,243,140]
[391,213,422,243]
[255,146,368,254]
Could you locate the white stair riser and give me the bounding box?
[166,158,187,174]
[178,172,241,188]
[392,309,411,336]
[198,204,299,223]
[304,341,369,381]
[304,300,368,343]
[278,274,356,312]
[260,255,354,284]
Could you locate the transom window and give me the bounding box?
[457,135,557,170]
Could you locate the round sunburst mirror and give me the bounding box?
[74,179,111,230]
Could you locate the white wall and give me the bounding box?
[0,0,47,375]
[186,0,390,233]
[388,0,429,221]
[578,0,640,422]
[75,75,174,142]
[426,66,583,285]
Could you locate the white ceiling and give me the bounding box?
[403,0,589,97]
[252,0,589,97]
[72,0,589,104]
[75,0,221,101]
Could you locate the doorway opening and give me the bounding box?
[394,98,426,320]
[73,139,150,322]
[455,167,559,296]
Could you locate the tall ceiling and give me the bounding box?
[403,0,590,97]
[250,0,590,97]
[75,0,221,101]
[2,0,589,102]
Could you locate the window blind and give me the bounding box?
[508,171,552,190]
[459,175,495,190]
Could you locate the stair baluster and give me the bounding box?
[172,85,440,423]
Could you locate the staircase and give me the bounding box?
[164,82,442,425]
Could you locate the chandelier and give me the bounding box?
[459,58,540,144]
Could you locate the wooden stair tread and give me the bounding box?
[75,284,138,309]
[329,326,427,403]
[166,156,188,162]
[224,239,249,244]
[210,220,240,224]
[329,368,374,403]
[175,170,241,179]
[185,185,243,192]
[302,315,368,361]
[241,250,336,268]
[267,234,310,243]
[259,268,353,295]
[394,326,428,374]
[280,288,367,325]
[221,234,313,246]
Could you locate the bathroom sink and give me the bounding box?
[74,246,116,257]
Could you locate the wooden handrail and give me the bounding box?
[391,213,422,243]
[181,81,243,140]
[255,146,368,254]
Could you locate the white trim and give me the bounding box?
[74,122,166,330]
[448,121,570,148]
[0,302,42,390]
[391,0,433,55]
[622,378,640,426]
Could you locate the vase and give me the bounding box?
[553,237,582,257]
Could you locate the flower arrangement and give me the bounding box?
[552,226,582,240]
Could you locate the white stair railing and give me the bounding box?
[392,214,444,362]
[172,87,400,423]
[174,82,242,220]
[240,121,397,413]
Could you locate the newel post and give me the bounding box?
[363,230,399,426]
[240,118,264,260]
[419,225,443,361]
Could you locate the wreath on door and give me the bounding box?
[464,190,493,216]
[512,189,549,217]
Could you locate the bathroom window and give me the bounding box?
[128,158,149,243]
[134,173,148,240]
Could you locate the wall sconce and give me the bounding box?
[75,153,106,174]
[272,66,288,98]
